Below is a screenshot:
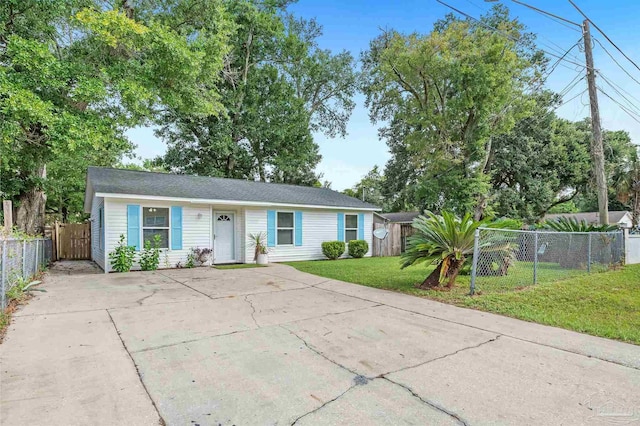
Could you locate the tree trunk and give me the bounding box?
[15,164,47,235]
[445,258,464,288]
[417,263,443,289]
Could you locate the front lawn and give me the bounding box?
[284,257,640,345]
[214,263,266,270]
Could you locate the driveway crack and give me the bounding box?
[282,326,361,377]
[106,310,166,425]
[290,383,358,425]
[244,295,260,327]
[157,271,214,300]
[381,335,502,376]
[136,289,159,306]
[382,377,469,426]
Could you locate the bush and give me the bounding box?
[322,241,345,260]
[348,240,369,258]
[139,234,161,271]
[109,235,136,272]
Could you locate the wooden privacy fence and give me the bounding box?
[49,222,91,260]
[372,223,415,257]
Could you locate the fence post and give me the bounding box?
[533,231,539,285]
[35,239,39,273]
[470,229,480,295]
[22,240,27,279]
[587,233,592,273]
[1,240,7,310]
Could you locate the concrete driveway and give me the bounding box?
[2,262,640,425]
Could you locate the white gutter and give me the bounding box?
[95,192,380,211]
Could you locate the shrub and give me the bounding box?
[109,235,136,272]
[322,241,345,260]
[348,240,369,258]
[185,252,195,268]
[139,234,162,271]
[191,247,212,265]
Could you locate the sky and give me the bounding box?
[130,0,640,191]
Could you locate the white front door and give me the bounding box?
[214,211,235,263]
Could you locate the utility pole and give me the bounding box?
[582,19,609,225]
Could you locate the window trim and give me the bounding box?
[276,211,295,246]
[142,206,171,249]
[98,206,104,249]
[344,213,358,243]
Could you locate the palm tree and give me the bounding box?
[543,217,617,232]
[615,159,640,229]
[401,211,519,289]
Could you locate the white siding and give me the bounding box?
[90,195,105,270]
[244,208,373,262]
[101,196,373,269]
[104,198,213,272]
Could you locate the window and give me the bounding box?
[143,207,169,248]
[98,207,103,248]
[345,214,358,243]
[277,212,294,245]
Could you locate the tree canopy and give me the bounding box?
[153,2,359,185]
[362,6,545,218]
[1,0,233,232]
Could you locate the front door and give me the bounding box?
[214,212,235,263]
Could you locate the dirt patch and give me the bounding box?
[49,260,102,275]
[0,294,33,343]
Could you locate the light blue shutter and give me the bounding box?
[127,205,141,251]
[171,206,183,250]
[337,213,345,242]
[294,211,303,246]
[358,213,365,240]
[267,210,276,247]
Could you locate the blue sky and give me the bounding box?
[130,0,640,190]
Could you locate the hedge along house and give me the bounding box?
[84,167,379,272]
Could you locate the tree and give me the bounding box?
[1,0,233,233]
[155,2,359,184]
[615,154,640,228]
[400,211,519,289]
[343,166,386,208]
[362,5,544,218]
[489,93,592,222]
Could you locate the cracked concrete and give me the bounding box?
[2,262,640,425]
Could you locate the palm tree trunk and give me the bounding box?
[417,263,443,289]
[446,258,465,288]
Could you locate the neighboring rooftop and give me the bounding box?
[379,211,421,223]
[544,211,630,225]
[85,167,379,210]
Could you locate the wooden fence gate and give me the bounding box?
[372,223,416,257]
[52,222,91,260]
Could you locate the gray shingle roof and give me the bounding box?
[544,211,630,225]
[379,211,421,223]
[86,167,379,210]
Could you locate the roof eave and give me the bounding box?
[96,192,380,211]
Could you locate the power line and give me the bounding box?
[598,86,640,125]
[555,89,588,110]
[568,0,640,74]
[435,0,589,70]
[511,0,581,29]
[597,72,640,116]
[545,41,582,78]
[557,72,585,98]
[593,38,640,87]
[597,71,640,107]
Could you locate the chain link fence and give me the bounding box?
[0,238,52,309]
[470,228,624,295]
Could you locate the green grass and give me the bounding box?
[284,257,640,345]
[214,263,267,270]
